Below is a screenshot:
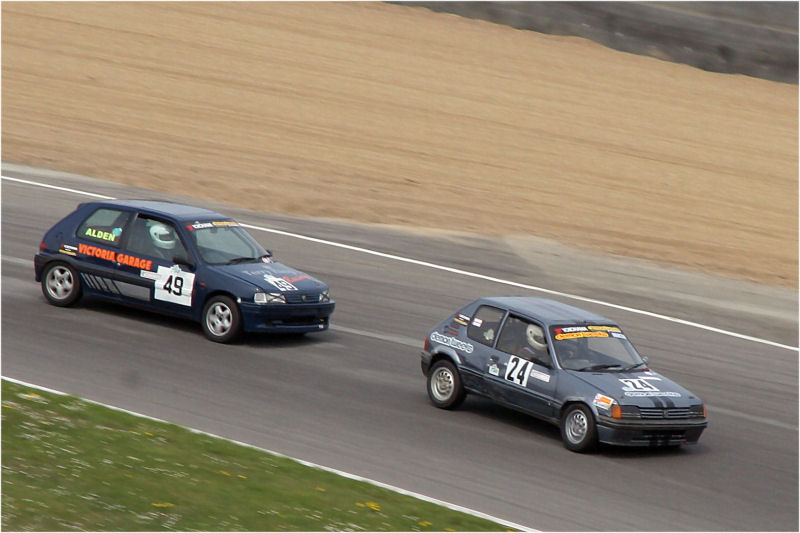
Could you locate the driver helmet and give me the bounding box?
[149,222,176,250]
[526,324,546,351]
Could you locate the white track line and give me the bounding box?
[1,376,534,532]
[3,174,797,352]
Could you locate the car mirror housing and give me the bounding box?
[173,254,195,270]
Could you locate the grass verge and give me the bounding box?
[2,380,511,531]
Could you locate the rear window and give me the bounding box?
[467,305,506,347]
[77,208,131,247]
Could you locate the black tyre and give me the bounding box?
[41,262,82,307]
[560,403,598,453]
[201,295,242,343]
[427,359,466,409]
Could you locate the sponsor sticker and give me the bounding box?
[140,270,161,281]
[588,325,621,332]
[430,332,474,353]
[593,393,616,411]
[554,331,609,341]
[472,318,483,327]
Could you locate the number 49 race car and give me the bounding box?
[34,200,334,342]
[421,296,707,452]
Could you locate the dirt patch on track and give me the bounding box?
[2,2,797,286]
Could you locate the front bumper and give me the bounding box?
[239,300,335,334]
[597,415,707,447]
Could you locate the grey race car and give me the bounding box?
[421,296,707,452]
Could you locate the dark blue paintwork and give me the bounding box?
[34,200,334,338]
[421,296,707,450]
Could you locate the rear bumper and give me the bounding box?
[239,300,335,334]
[597,416,707,447]
[420,350,433,375]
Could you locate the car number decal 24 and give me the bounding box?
[504,355,550,386]
[154,265,195,306]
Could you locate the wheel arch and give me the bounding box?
[428,347,461,373]
[197,289,239,320]
[558,398,595,421]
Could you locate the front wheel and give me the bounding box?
[202,295,241,343]
[427,360,466,409]
[561,404,598,453]
[41,262,82,307]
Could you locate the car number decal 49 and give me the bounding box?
[504,355,550,386]
[154,265,195,306]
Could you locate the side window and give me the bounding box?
[496,315,549,363]
[467,305,506,347]
[126,215,189,261]
[76,208,131,247]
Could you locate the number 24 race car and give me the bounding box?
[421,296,707,452]
[34,200,334,342]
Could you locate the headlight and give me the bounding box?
[690,404,707,418]
[320,289,331,303]
[254,292,286,304]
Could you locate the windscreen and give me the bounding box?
[549,325,644,372]
[186,221,267,265]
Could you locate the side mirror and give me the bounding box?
[172,254,195,270]
[642,355,649,364]
[265,249,273,258]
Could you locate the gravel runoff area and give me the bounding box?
[2,2,796,286]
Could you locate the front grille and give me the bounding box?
[284,292,320,304]
[639,407,691,419]
[632,429,687,445]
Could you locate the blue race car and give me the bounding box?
[421,297,707,452]
[34,200,334,342]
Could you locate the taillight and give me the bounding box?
[423,337,429,351]
[40,241,46,251]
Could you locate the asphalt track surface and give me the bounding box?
[2,165,798,531]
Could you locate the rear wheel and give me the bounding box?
[561,404,598,452]
[202,295,241,343]
[41,262,81,307]
[427,360,466,409]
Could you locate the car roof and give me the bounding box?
[85,200,230,222]
[476,296,613,326]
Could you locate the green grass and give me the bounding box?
[2,380,512,531]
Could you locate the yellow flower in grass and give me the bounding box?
[356,501,381,511]
[315,487,326,492]
[418,520,433,527]
[238,474,248,479]
[219,470,231,476]
[152,502,174,508]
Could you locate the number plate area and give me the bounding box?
[153,265,195,306]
